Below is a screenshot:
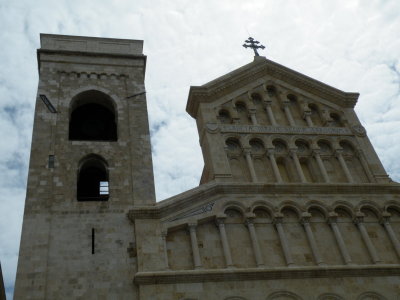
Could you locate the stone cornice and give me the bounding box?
[127,182,400,221]
[186,57,359,118]
[134,265,400,285]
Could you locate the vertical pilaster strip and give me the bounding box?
[216,217,234,268]
[268,150,283,183]
[265,102,277,126]
[313,151,330,183]
[301,215,325,266]
[381,215,400,259]
[249,109,258,125]
[354,215,381,264]
[336,150,354,183]
[290,150,306,183]
[246,218,264,267]
[188,223,202,269]
[356,149,376,183]
[244,149,258,182]
[328,214,352,265]
[304,112,314,127]
[274,215,294,266]
[161,231,170,270]
[283,102,296,126]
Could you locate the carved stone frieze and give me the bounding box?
[206,123,353,136]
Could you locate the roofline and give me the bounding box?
[186,56,359,118]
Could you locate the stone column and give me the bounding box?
[161,231,170,270]
[246,218,264,267]
[268,150,283,183]
[273,215,294,266]
[301,214,325,266]
[264,101,277,126]
[303,111,314,127]
[354,214,381,264]
[290,150,306,183]
[335,150,354,183]
[249,109,258,125]
[244,148,258,182]
[381,214,400,259]
[328,214,352,265]
[188,223,202,269]
[216,217,234,268]
[313,151,330,183]
[356,149,375,183]
[283,101,296,126]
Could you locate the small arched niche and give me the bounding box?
[77,155,109,201]
[69,90,117,141]
[218,109,231,124]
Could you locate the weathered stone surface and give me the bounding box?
[15,34,400,299]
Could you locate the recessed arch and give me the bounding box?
[69,90,117,141]
[77,154,109,201]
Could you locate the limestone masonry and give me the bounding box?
[14,34,400,299]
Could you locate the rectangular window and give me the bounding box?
[48,155,55,168]
[99,181,109,195]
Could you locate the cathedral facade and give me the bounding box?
[14,34,400,299]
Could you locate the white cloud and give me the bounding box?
[1,0,400,297]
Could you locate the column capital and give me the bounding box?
[327,212,339,224]
[273,213,284,225]
[243,147,252,155]
[267,148,276,156]
[188,222,198,229]
[353,212,365,224]
[300,212,312,225]
[263,99,273,106]
[334,149,344,157]
[380,211,391,224]
[215,215,226,226]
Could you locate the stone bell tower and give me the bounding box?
[14,34,155,299]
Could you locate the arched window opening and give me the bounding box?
[251,93,262,104]
[250,139,265,154]
[218,109,231,124]
[339,141,355,155]
[77,156,109,201]
[226,138,242,154]
[69,90,117,141]
[287,94,297,103]
[330,113,343,127]
[266,85,276,97]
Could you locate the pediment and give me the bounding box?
[186,56,359,118]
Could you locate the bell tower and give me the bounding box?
[14,34,155,299]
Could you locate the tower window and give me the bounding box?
[69,90,117,141]
[77,155,109,201]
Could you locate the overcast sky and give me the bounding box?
[1,0,400,298]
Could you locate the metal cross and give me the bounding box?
[243,37,265,56]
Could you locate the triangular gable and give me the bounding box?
[186,56,359,118]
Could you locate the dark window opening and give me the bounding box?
[77,157,109,201]
[69,103,117,141]
[48,155,55,168]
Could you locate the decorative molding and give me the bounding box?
[165,202,215,222]
[187,57,359,118]
[212,123,353,136]
[58,70,129,80]
[134,265,400,285]
[351,125,367,137]
[127,182,400,220]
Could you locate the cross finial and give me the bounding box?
[243,37,265,56]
